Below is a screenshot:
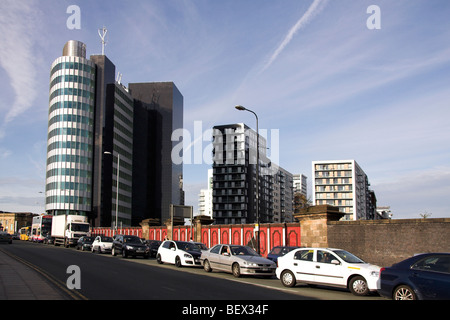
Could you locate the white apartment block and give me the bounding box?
[198,169,213,218]
[293,174,308,197]
[312,160,373,221]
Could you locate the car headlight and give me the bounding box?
[126,245,134,250]
[184,253,193,259]
[243,261,258,267]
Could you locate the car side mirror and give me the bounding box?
[171,247,176,251]
[331,259,340,265]
[223,252,230,257]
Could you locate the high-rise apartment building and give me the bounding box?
[272,168,294,223]
[45,41,183,227]
[212,123,293,224]
[312,160,376,220]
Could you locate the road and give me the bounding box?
[1,241,384,301]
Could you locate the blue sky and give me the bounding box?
[1,0,449,219]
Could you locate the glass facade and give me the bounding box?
[45,41,95,216]
[110,83,134,226]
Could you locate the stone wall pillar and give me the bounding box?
[193,215,214,242]
[139,218,160,239]
[294,205,344,247]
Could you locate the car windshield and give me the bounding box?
[332,250,365,263]
[230,246,259,256]
[124,236,142,244]
[176,241,201,252]
[100,236,113,242]
[71,223,90,232]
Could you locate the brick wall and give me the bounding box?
[327,218,450,267]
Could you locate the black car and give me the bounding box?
[379,253,450,300]
[112,234,150,258]
[266,246,299,263]
[145,240,162,257]
[76,236,94,251]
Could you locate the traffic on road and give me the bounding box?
[4,233,449,300]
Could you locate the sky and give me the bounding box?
[0,0,449,219]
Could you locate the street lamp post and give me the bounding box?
[104,151,119,234]
[235,105,260,254]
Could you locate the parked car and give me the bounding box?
[76,236,94,251]
[276,247,381,296]
[379,253,450,300]
[0,231,12,244]
[145,240,162,257]
[157,240,202,267]
[112,235,150,258]
[91,235,113,253]
[193,242,208,251]
[267,246,299,263]
[200,244,276,278]
[11,233,20,240]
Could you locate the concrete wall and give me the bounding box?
[327,218,450,267]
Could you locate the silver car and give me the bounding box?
[200,244,276,278]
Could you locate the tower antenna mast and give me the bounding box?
[98,26,108,55]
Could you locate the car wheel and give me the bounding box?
[112,247,116,256]
[393,285,417,300]
[204,260,212,272]
[232,263,241,277]
[122,248,128,258]
[175,256,182,268]
[349,276,369,296]
[157,253,163,264]
[281,270,296,287]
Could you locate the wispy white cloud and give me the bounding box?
[260,0,329,73]
[0,1,42,135]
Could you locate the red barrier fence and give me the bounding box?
[92,222,301,257]
[92,227,143,238]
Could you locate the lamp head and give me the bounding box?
[235,105,246,111]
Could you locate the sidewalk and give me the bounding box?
[0,247,67,300]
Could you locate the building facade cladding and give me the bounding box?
[110,83,134,226]
[312,160,373,221]
[45,41,96,216]
[212,123,293,225]
[128,82,184,225]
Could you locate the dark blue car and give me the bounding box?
[379,253,450,300]
[266,246,299,263]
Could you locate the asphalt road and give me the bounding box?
[2,241,385,301]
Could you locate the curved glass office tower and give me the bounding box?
[45,41,96,216]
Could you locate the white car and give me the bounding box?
[276,247,381,296]
[156,240,202,267]
[91,235,113,253]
